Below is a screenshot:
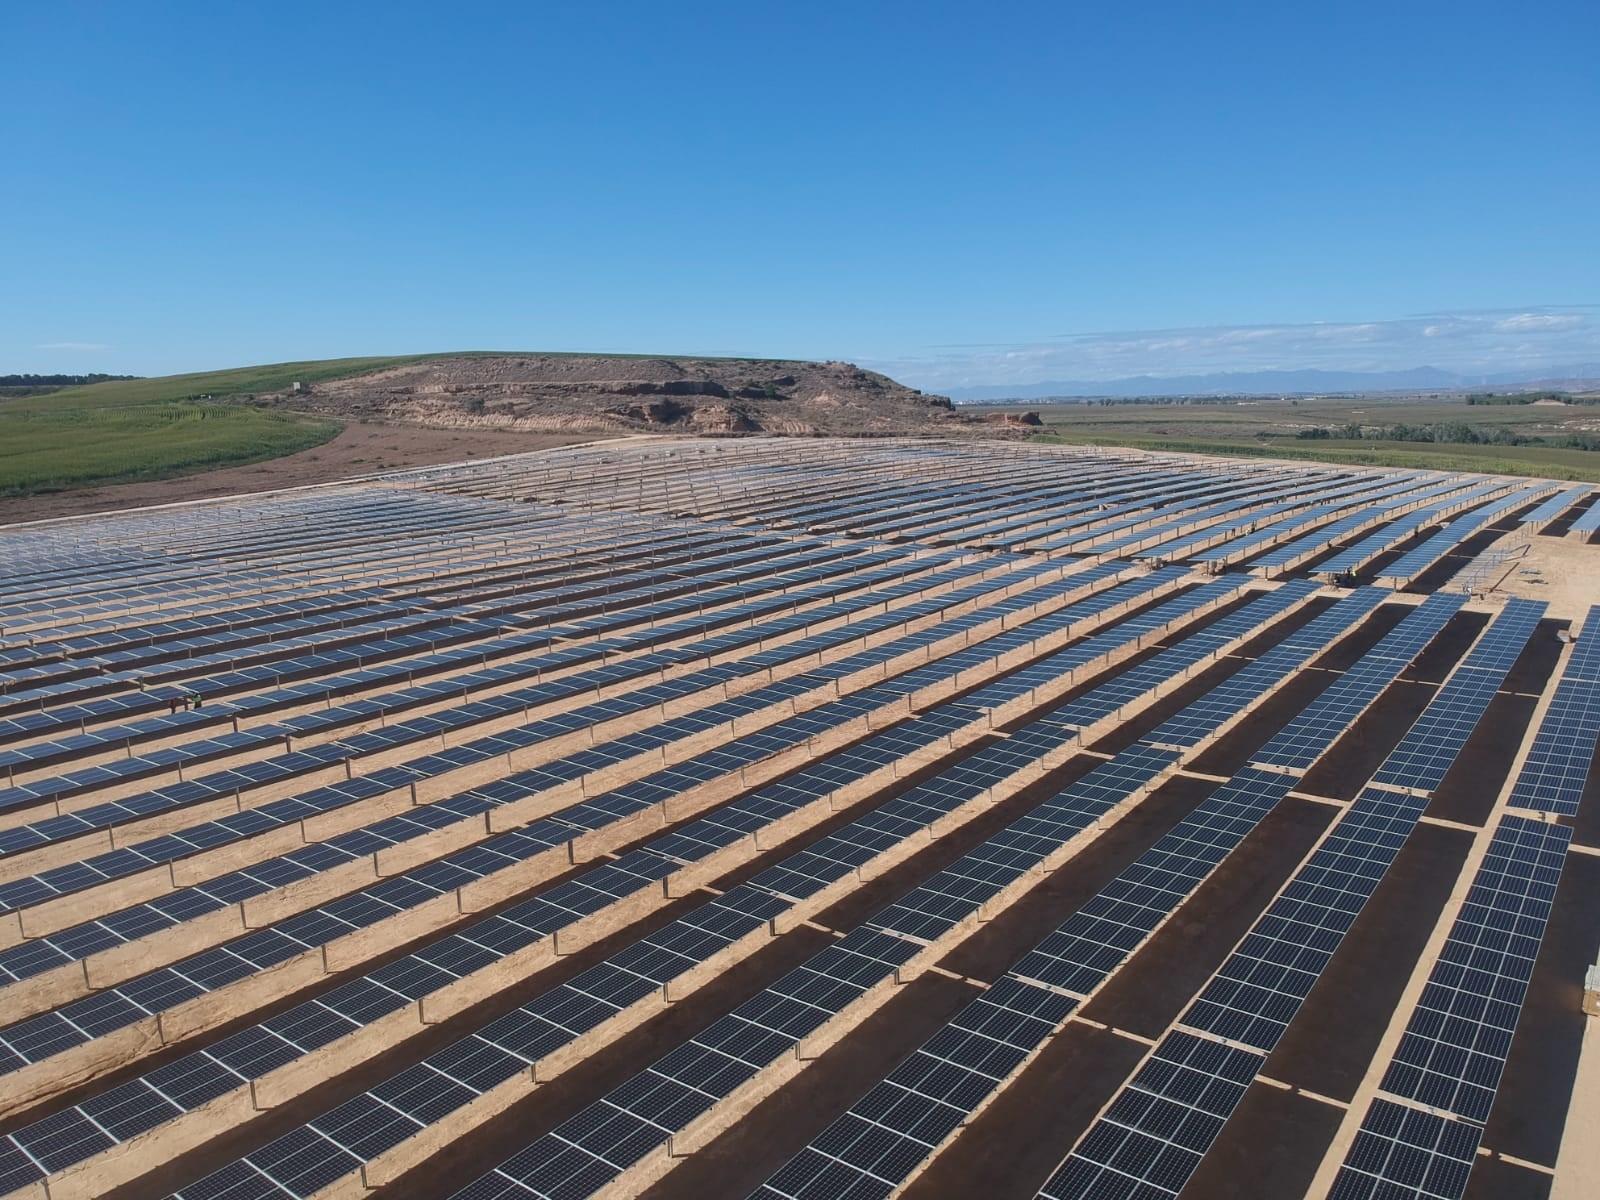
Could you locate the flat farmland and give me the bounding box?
[1013,398,1600,481]
[0,437,1595,1200]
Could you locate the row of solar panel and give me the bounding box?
[1038,599,1546,1200]
[0,489,589,622]
[1330,816,1573,1200]
[0,529,825,720]
[0,528,889,769]
[0,568,1187,1075]
[0,522,797,729]
[0,545,971,846]
[911,461,1329,550]
[747,590,1487,1199]
[1325,606,1595,1200]
[0,489,489,593]
[0,569,1248,1194]
[1313,481,1513,577]
[1196,476,1470,569]
[1114,471,1436,562]
[0,518,754,689]
[0,535,936,760]
[169,691,1226,1195]
[1027,469,1334,554]
[426,585,1457,1200]
[0,558,1089,920]
[0,559,1112,993]
[0,493,624,627]
[1507,603,1600,816]
[1380,484,1555,584]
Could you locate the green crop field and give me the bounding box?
[0,355,431,497]
[4,355,456,414]
[1015,397,1600,482]
[0,356,436,496]
[0,403,341,497]
[0,350,794,500]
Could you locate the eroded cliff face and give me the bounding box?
[254,354,1009,438]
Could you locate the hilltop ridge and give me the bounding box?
[254,353,977,437]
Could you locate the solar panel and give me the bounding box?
[1569,494,1600,536]
[1039,1031,1264,1200]
[1381,485,1554,584]
[8,443,1587,1200]
[1506,604,1600,816]
[284,744,1182,1200]
[1379,816,1569,1124]
[4,569,1238,1193]
[749,761,1300,1200]
[1034,593,1555,1199]
[1371,598,1544,794]
[0,559,1104,920]
[1251,592,1464,771]
[1328,1099,1482,1200]
[1517,484,1589,526]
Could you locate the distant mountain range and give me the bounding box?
[945,363,1600,402]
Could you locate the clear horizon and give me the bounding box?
[5,2,1596,389]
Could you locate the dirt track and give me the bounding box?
[0,422,620,526]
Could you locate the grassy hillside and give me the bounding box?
[0,355,432,496]
[7,355,451,413]
[15,349,787,413]
[0,350,792,499]
[0,404,340,496]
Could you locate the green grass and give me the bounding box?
[4,355,459,413]
[10,349,792,414]
[0,404,340,497]
[0,350,797,501]
[1028,431,1600,481]
[0,356,421,497]
[1013,398,1600,482]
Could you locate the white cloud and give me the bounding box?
[36,341,111,352]
[863,306,1600,391]
[1492,313,1584,332]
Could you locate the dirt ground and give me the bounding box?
[1483,533,1600,621]
[0,422,621,527]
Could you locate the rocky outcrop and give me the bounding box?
[982,410,1043,428]
[264,354,1000,439]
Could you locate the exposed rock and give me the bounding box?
[256,353,1010,439]
[982,410,1043,427]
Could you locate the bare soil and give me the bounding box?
[0,421,619,526]
[1487,533,1600,619]
[257,354,1011,439]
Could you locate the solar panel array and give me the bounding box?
[0,436,1590,1200]
[1330,813,1573,1200]
[1033,599,1558,1200]
[1519,484,1591,527]
[1569,494,1600,538]
[1506,604,1600,816]
[747,593,1526,1200]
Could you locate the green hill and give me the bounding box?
[0,349,867,500]
[0,351,635,497]
[0,356,439,497]
[5,354,467,414]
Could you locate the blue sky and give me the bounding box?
[4,1,1596,389]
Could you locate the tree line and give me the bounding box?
[1465,390,1596,405]
[0,373,139,386]
[1296,421,1600,452]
